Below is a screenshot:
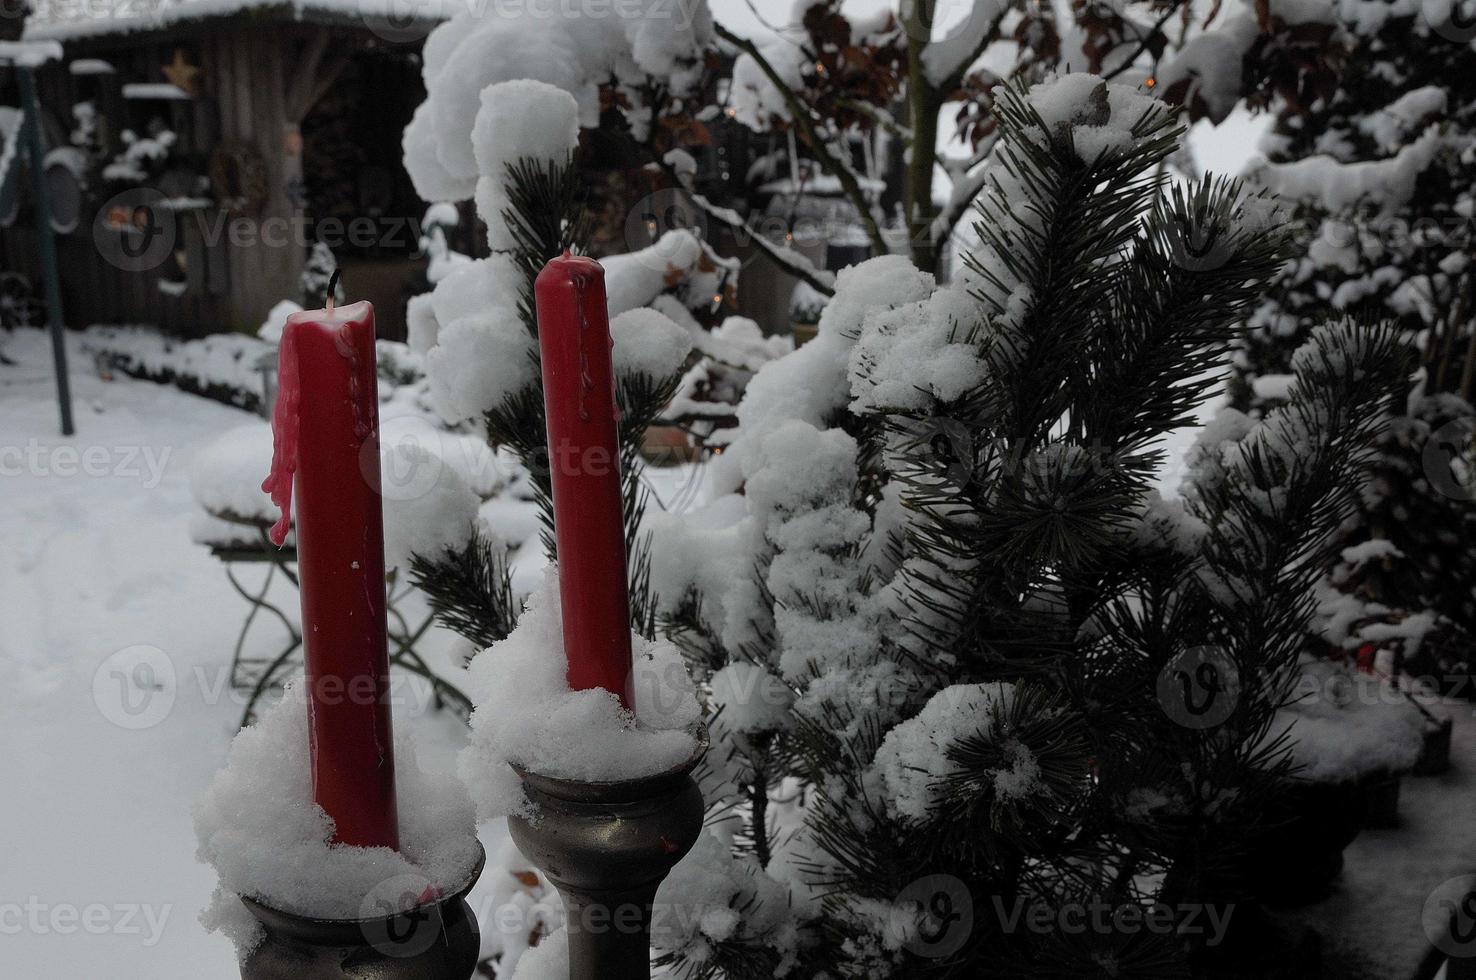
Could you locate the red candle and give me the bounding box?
[535,253,634,705]
[262,297,399,850]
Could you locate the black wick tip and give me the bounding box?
[326,268,342,304]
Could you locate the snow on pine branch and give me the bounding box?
[403,0,713,202]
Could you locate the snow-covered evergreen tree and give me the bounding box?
[645,73,1407,977]
[1229,0,1476,679]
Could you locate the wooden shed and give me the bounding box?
[2,0,446,338]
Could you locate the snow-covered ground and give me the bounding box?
[0,328,477,978]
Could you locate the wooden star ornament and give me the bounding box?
[162,49,202,97]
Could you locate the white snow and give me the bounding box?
[190,423,280,525]
[194,681,482,934]
[1273,659,1427,783]
[425,308,536,425]
[255,300,302,345]
[472,80,580,252]
[610,306,692,381]
[458,572,701,819]
[406,0,713,204]
[871,683,1035,823]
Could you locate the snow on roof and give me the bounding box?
[24,0,458,42]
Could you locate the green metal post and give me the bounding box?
[17,63,74,437]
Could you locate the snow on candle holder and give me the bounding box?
[194,681,484,966]
[456,572,702,820]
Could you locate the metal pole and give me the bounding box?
[17,63,74,437]
[508,731,707,980]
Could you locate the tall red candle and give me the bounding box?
[535,253,634,704]
[262,298,399,850]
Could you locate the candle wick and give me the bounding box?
[326,268,342,314]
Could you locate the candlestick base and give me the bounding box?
[508,728,708,980]
[237,844,485,980]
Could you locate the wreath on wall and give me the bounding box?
[208,141,268,216]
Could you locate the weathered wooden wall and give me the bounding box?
[0,18,425,338]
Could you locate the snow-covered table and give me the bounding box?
[1276,696,1476,980]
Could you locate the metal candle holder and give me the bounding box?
[237,844,485,980]
[509,728,708,980]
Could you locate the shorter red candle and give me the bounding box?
[263,296,399,850]
[535,253,634,704]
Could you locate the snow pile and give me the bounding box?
[1156,0,1336,123]
[83,324,272,413]
[507,926,569,980]
[406,293,439,355]
[709,661,795,734]
[1246,129,1447,214]
[379,441,480,573]
[473,81,580,251]
[610,306,692,381]
[848,283,987,413]
[1023,72,1166,161]
[405,1,712,204]
[194,681,482,952]
[650,827,799,970]
[190,423,280,525]
[424,305,534,425]
[717,255,935,489]
[871,683,1037,823]
[1272,659,1426,783]
[602,229,738,319]
[458,572,702,819]
[256,300,302,344]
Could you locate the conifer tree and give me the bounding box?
[647,73,1408,978]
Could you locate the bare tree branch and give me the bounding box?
[715,22,888,255]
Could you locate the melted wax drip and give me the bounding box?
[261,324,300,547]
